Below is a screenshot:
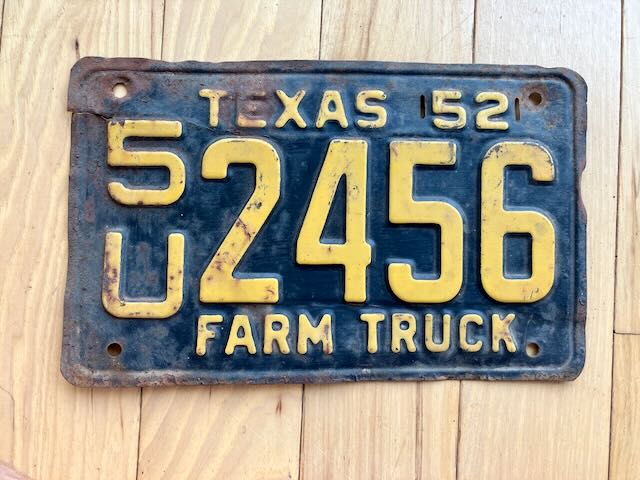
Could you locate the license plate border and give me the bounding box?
[62,58,587,386]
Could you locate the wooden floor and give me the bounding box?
[0,0,637,478]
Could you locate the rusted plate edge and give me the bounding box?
[62,57,587,387]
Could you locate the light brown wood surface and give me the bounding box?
[610,334,640,479]
[0,1,637,479]
[458,2,621,479]
[615,0,640,334]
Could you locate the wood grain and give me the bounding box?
[458,1,620,479]
[615,0,640,334]
[135,2,321,479]
[0,1,162,479]
[300,2,472,479]
[161,0,321,62]
[319,0,474,62]
[0,1,632,478]
[610,334,640,478]
[137,385,302,479]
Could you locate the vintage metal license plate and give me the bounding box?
[62,58,586,386]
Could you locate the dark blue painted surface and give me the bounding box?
[62,59,586,386]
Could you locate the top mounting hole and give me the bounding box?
[107,342,123,357]
[528,91,543,106]
[112,83,128,99]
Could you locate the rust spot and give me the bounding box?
[235,218,252,239]
[323,323,332,354]
[83,197,95,223]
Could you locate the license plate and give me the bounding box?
[62,58,586,386]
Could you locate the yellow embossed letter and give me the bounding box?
[492,313,517,352]
[297,313,333,354]
[355,90,387,128]
[102,231,184,319]
[459,314,483,352]
[264,314,291,354]
[359,313,385,353]
[316,90,348,128]
[225,315,257,355]
[196,315,223,356]
[391,313,417,353]
[199,89,228,127]
[275,90,307,128]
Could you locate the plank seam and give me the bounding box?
[135,3,167,479]
[0,0,5,56]
[318,0,324,61]
[609,0,626,477]
[613,0,626,336]
[299,2,322,477]
[471,0,478,63]
[457,1,478,476]
[135,389,144,480]
[160,0,167,60]
[414,383,423,480]
[297,384,306,480]
[455,381,463,480]
[608,333,617,479]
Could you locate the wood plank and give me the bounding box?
[0,1,162,479]
[138,385,303,479]
[610,334,640,478]
[320,0,474,62]
[300,1,473,479]
[458,1,620,479]
[136,2,321,479]
[161,0,321,62]
[615,0,640,334]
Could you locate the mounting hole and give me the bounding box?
[112,83,128,99]
[107,342,123,357]
[526,342,540,358]
[528,91,543,106]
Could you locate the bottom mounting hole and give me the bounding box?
[107,342,122,357]
[526,342,540,357]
